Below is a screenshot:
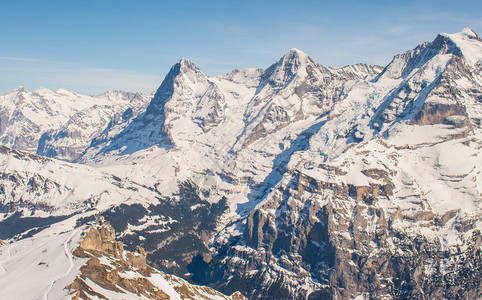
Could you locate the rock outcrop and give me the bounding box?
[68,221,247,300]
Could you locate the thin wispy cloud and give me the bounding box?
[0,56,77,65]
[0,56,49,63]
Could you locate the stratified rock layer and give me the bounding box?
[68,221,247,300]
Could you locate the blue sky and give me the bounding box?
[1,0,481,94]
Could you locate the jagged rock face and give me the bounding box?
[192,83,227,132]
[69,222,247,300]
[203,29,482,299]
[161,59,226,135]
[302,28,482,161]
[98,181,230,277]
[83,49,381,164]
[219,68,263,88]
[210,162,481,299]
[370,36,479,136]
[231,49,381,151]
[93,58,227,154]
[78,222,125,259]
[39,92,149,161]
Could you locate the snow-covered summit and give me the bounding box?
[439,27,482,66]
[33,87,55,95]
[281,47,311,65]
[261,47,315,88]
[377,28,482,82]
[4,86,26,96]
[177,57,201,70]
[441,27,480,41]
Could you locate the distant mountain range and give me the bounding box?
[0,28,481,299]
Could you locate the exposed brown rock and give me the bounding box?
[78,222,123,259]
[68,221,246,300]
[66,278,108,300]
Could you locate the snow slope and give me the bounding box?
[0,146,159,222]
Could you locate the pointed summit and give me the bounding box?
[262,48,315,88]
[289,47,304,53]
[176,57,202,73]
[13,86,26,93]
[461,27,479,38]
[5,86,28,98]
[278,48,311,68]
[443,27,479,40]
[283,48,310,60]
[151,58,206,108]
[155,58,204,88]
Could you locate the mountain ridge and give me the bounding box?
[0,28,481,299]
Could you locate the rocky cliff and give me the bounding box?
[68,220,247,300]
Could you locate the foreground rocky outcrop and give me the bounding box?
[68,220,246,300]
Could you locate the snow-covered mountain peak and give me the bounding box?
[374,29,482,82]
[84,57,218,155]
[177,57,197,68]
[439,28,482,66]
[171,57,204,77]
[285,47,309,59]
[7,86,27,96]
[308,28,482,160]
[150,58,207,98]
[55,88,78,96]
[0,87,151,160]
[1,29,481,299]
[95,90,147,104]
[33,87,54,95]
[147,57,208,112]
[218,68,263,88]
[278,47,312,70]
[442,27,479,40]
[261,48,316,88]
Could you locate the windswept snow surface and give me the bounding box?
[0,222,84,299]
[441,27,482,66]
